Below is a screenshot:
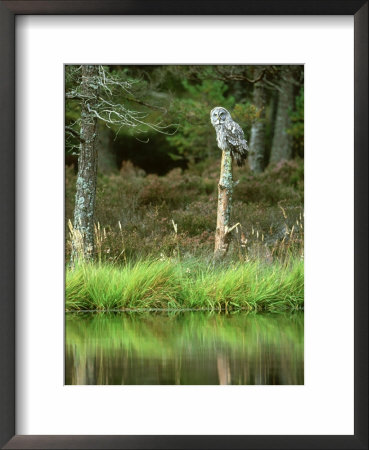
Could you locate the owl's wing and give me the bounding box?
[225,120,248,149]
[225,119,249,167]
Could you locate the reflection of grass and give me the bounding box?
[65,311,304,385]
[66,311,304,356]
[66,258,303,311]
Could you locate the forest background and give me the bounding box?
[65,65,304,311]
[65,65,304,263]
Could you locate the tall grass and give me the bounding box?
[66,258,303,312]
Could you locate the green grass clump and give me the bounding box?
[66,258,303,312]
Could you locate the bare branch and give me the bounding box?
[65,125,85,143]
[123,96,167,113]
[66,65,177,138]
[65,92,83,100]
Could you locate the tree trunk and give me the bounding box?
[249,81,266,174]
[71,65,99,263]
[214,150,233,260]
[269,75,294,164]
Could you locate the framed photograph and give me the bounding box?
[1,1,367,449]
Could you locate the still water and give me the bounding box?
[65,311,304,385]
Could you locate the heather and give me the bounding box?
[66,158,303,264]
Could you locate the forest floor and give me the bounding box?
[65,157,304,311]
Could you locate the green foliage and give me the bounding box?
[66,258,304,311]
[66,65,304,169]
[166,79,255,162]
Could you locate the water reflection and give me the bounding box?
[65,311,304,385]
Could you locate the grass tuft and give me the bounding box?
[66,258,303,312]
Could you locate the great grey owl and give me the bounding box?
[210,107,248,167]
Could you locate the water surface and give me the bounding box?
[65,311,303,385]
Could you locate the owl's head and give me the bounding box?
[210,107,231,127]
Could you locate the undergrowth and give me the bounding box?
[65,159,304,262]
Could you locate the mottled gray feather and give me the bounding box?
[210,106,248,167]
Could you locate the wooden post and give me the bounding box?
[214,149,234,260]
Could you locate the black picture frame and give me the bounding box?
[0,1,367,449]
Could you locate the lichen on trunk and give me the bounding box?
[214,150,234,260]
[71,65,99,263]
